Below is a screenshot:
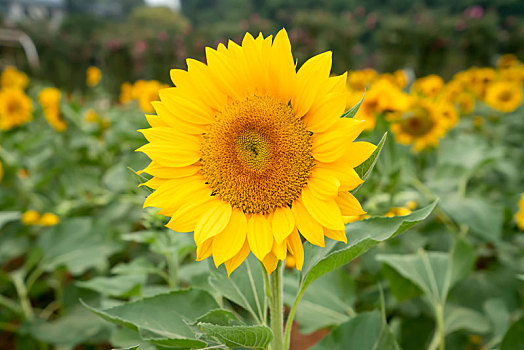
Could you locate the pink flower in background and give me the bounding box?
[158,31,168,42]
[366,12,378,29]
[354,6,365,17]
[105,39,121,51]
[133,40,148,57]
[465,6,484,19]
[240,19,249,31]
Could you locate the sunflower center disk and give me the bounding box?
[401,106,434,136]
[201,95,314,214]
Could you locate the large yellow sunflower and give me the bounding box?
[138,30,376,275]
[0,88,33,130]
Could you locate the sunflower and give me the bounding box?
[138,29,376,275]
[516,194,524,231]
[389,96,446,151]
[38,88,66,132]
[484,81,523,113]
[120,82,133,104]
[0,88,32,130]
[0,66,29,90]
[86,66,102,87]
[497,54,519,69]
[438,102,459,129]
[138,80,168,113]
[411,74,444,98]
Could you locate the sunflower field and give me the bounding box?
[1,26,524,350]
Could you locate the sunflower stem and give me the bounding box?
[269,262,284,350]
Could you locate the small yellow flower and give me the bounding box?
[285,255,296,269]
[0,66,29,90]
[39,213,60,227]
[405,201,417,210]
[18,168,29,179]
[472,115,484,128]
[86,66,102,87]
[515,194,524,231]
[119,82,133,104]
[484,81,523,113]
[438,103,459,130]
[22,210,40,225]
[411,75,444,98]
[0,88,33,130]
[84,108,99,123]
[38,87,66,131]
[456,92,475,115]
[385,207,412,217]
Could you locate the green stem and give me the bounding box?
[436,304,446,350]
[283,287,305,350]
[269,262,284,350]
[11,272,34,320]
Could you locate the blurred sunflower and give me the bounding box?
[455,92,475,115]
[389,97,446,151]
[138,29,376,275]
[438,102,459,129]
[484,81,523,113]
[516,194,524,231]
[119,82,133,104]
[38,88,66,132]
[0,66,29,90]
[86,66,102,87]
[497,54,518,69]
[138,80,167,113]
[0,89,32,130]
[411,74,444,98]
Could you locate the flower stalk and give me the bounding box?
[269,262,284,350]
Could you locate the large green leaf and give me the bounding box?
[209,255,266,324]
[0,211,20,230]
[377,237,475,304]
[440,195,502,242]
[76,274,146,298]
[198,323,272,349]
[284,269,355,334]
[311,310,401,350]
[299,201,437,296]
[38,218,120,275]
[444,304,490,335]
[500,316,524,350]
[83,289,219,348]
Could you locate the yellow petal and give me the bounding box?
[324,228,347,244]
[212,209,248,267]
[335,191,366,216]
[293,51,333,118]
[272,238,287,261]
[271,206,295,244]
[139,161,200,179]
[166,197,215,233]
[262,253,279,274]
[291,198,325,247]
[307,167,341,200]
[224,239,250,276]
[303,91,346,133]
[268,28,297,103]
[136,142,200,168]
[311,118,366,163]
[151,101,209,134]
[343,141,377,168]
[196,237,214,261]
[286,228,304,270]
[246,214,273,260]
[301,187,344,231]
[159,87,215,125]
[194,200,232,246]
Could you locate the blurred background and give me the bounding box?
[1,0,523,96]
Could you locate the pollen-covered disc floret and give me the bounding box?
[201,95,314,214]
[137,29,377,275]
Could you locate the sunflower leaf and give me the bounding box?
[81,289,219,349]
[311,310,401,350]
[298,201,437,300]
[353,132,387,192]
[198,323,273,349]
[341,90,366,119]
